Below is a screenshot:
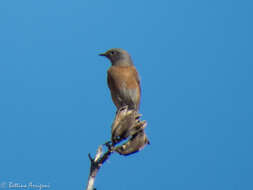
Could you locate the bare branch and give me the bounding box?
[86,106,149,190]
[86,145,113,190]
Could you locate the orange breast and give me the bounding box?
[107,65,141,110]
[108,66,140,89]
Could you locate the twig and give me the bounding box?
[86,144,113,190]
[85,106,149,190]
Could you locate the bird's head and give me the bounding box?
[99,48,133,66]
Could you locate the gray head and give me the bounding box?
[99,48,133,66]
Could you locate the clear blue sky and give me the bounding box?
[0,0,252,190]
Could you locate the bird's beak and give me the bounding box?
[99,53,107,57]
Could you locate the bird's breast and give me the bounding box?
[107,66,140,89]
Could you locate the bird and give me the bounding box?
[99,48,149,152]
[99,48,141,111]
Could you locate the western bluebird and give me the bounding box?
[99,48,141,111]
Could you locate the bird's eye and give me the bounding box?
[110,51,115,55]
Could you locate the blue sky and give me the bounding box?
[0,0,252,190]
